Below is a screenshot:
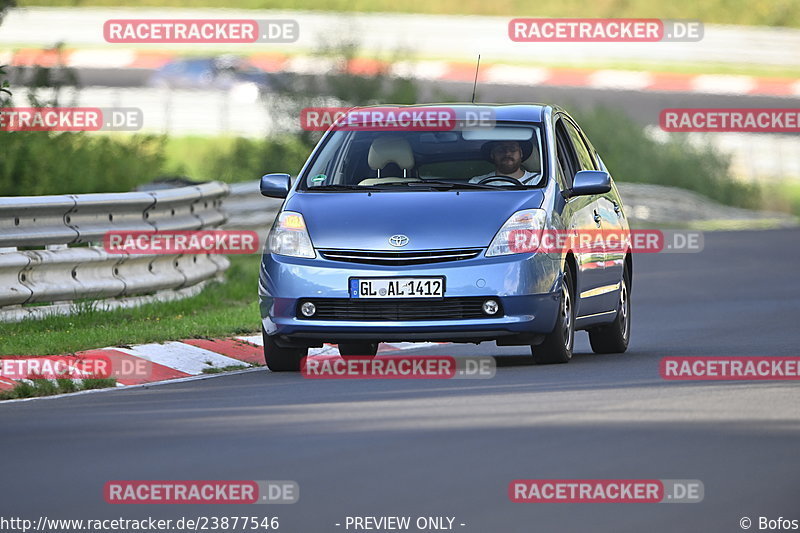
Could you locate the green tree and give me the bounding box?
[1,0,17,106]
[0,0,15,24]
[0,64,11,106]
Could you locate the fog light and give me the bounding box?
[482,299,499,315]
[300,301,316,317]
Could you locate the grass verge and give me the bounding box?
[0,378,117,400]
[764,180,800,218]
[0,254,262,356]
[202,364,252,374]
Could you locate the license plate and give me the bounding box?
[350,277,445,298]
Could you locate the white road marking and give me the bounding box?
[113,342,245,375]
[588,70,653,91]
[691,74,756,95]
[237,335,262,346]
[483,65,551,86]
[390,60,450,80]
[67,49,136,68]
[236,336,445,355]
[380,342,446,352]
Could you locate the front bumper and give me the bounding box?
[259,251,562,346]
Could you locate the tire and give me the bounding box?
[262,328,307,372]
[338,342,379,358]
[588,266,631,354]
[532,264,575,364]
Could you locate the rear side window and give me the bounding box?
[562,119,597,171]
[554,119,577,188]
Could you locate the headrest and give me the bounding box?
[368,136,415,170]
[522,143,541,172]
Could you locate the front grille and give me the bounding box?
[317,248,482,266]
[300,297,501,321]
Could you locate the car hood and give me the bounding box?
[284,190,545,250]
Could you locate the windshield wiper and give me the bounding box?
[307,180,523,192]
[406,180,520,190]
[307,184,374,191]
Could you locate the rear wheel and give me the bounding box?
[338,342,379,358]
[262,328,307,372]
[588,267,631,354]
[532,264,574,364]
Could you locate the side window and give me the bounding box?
[563,120,596,171]
[579,129,602,171]
[555,156,568,191]
[554,119,577,189]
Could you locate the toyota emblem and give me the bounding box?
[389,234,409,247]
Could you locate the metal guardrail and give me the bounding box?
[223,181,283,236]
[0,182,233,323]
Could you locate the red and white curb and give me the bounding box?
[3,48,799,97]
[0,337,444,394]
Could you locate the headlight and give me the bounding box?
[268,211,316,258]
[485,209,547,257]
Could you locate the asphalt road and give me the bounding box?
[1,229,799,533]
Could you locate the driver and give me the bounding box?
[469,140,538,184]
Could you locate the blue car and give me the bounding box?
[148,56,270,90]
[258,104,632,371]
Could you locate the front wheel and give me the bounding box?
[262,328,307,372]
[531,264,574,364]
[338,342,379,358]
[588,267,631,354]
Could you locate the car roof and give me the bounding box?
[354,103,553,123]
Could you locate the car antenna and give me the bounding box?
[471,54,481,103]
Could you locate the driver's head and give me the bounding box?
[488,141,523,175]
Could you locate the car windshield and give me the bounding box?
[298,123,546,191]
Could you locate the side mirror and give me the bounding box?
[569,170,611,197]
[260,173,291,198]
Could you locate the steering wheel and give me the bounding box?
[478,175,523,186]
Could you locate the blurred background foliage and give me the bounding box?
[20,0,800,29]
[0,38,782,214]
[574,107,762,210]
